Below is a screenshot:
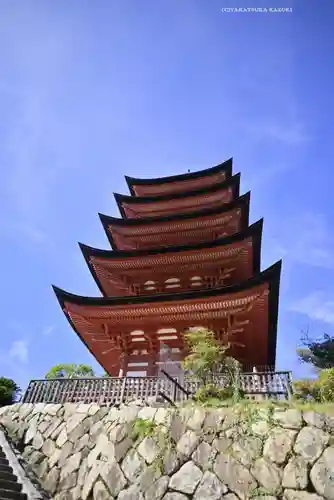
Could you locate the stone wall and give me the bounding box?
[0,403,333,500]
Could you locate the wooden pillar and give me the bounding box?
[146,347,159,376]
[119,353,129,377]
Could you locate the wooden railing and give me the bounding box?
[22,371,292,405]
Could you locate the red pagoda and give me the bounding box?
[53,158,281,377]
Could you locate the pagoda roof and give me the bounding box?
[114,173,240,219]
[53,260,281,371]
[125,158,233,197]
[79,219,263,297]
[99,191,250,250]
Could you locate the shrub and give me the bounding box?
[314,368,334,402]
[132,418,157,441]
[0,377,21,407]
[182,326,244,404]
[195,383,245,405]
[293,378,320,402]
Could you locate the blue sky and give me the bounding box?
[1,0,333,390]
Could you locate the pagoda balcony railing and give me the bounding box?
[22,371,292,405]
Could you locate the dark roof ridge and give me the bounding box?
[125,158,233,195]
[115,172,240,206]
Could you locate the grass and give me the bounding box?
[179,397,334,416]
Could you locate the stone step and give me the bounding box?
[0,491,28,500]
[0,467,12,476]
[0,473,17,485]
[0,443,26,500]
[0,480,21,493]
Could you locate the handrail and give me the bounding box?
[22,370,293,405]
[160,369,192,397]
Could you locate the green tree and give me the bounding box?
[45,363,95,379]
[182,326,230,384]
[181,326,243,403]
[297,329,334,370]
[0,377,21,407]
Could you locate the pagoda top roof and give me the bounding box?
[99,191,250,250]
[125,158,233,197]
[114,173,240,219]
[53,259,281,309]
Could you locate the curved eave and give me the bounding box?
[100,191,250,250]
[125,158,233,196]
[53,260,281,368]
[53,260,280,308]
[115,173,241,219]
[79,219,263,298]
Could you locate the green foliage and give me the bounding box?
[195,383,232,402]
[182,326,243,404]
[294,369,334,403]
[132,418,157,441]
[0,377,21,407]
[45,363,95,379]
[195,383,246,407]
[314,368,334,402]
[297,330,334,369]
[182,326,231,383]
[293,378,320,401]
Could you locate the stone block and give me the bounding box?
[176,430,200,458]
[58,441,74,468]
[214,453,257,500]
[310,446,334,499]
[303,411,327,430]
[251,458,282,495]
[60,452,82,481]
[137,436,160,464]
[273,409,303,430]
[282,456,309,490]
[121,449,145,483]
[187,407,206,431]
[169,460,202,494]
[263,428,297,465]
[43,466,60,495]
[283,490,324,500]
[118,484,144,500]
[194,470,228,499]
[93,480,113,500]
[100,461,128,497]
[144,475,169,500]
[192,441,217,470]
[294,427,329,463]
[231,435,263,468]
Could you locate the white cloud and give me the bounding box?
[267,212,334,270]
[9,340,29,364]
[42,325,55,336]
[243,121,310,146]
[289,292,334,325]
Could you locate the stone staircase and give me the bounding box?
[0,445,27,500]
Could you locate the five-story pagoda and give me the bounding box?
[54,158,281,377]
